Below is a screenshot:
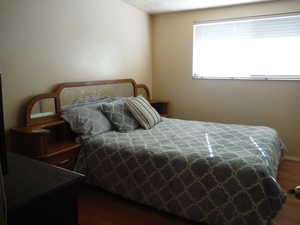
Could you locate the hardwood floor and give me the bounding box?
[79,159,300,225]
[275,160,300,225]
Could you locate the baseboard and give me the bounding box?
[284,156,300,162]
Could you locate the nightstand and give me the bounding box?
[11,120,80,169]
[149,99,170,117]
[5,152,85,225]
[136,84,170,117]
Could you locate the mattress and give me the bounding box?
[75,118,286,225]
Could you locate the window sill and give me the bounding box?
[192,76,300,81]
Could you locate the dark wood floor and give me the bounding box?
[79,159,300,225]
[275,160,300,225]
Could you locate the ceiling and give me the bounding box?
[122,0,274,14]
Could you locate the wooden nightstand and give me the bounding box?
[11,120,80,170]
[149,99,170,117]
[136,84,170,118]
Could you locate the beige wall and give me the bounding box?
[152,0,300,157]
[1,0,300,157]
[0,0,152,131]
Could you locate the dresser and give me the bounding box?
[4,152,85,225]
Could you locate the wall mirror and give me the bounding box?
[30,98,56,119]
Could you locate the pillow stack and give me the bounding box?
[125,96,161,129]
[62,95,162,136]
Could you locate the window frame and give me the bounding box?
[192,12,300,81]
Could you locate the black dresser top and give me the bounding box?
[4,152,85,211]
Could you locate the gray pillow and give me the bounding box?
[62,107,112,136]
[100,99,139,132]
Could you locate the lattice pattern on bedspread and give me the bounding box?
[75,118,286,225]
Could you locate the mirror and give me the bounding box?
[30,98,56,119]
[60,83,134,108]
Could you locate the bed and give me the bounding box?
[73,117,286,225]
[22,78,286,225]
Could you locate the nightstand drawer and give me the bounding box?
[42,150,78,169]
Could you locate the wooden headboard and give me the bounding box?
[25,79,150,127]
[11,78,165,168]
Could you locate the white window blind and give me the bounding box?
[192,13,300,80]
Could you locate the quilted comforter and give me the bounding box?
[74,118,286,225]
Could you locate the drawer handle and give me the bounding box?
[58,159,71,165]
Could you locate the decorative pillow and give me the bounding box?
[100,99,139,132]
[62,107,112,136]
[125,96,161,129]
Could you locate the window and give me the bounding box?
[192,13,300,80]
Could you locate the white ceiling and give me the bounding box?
[122,0,274,14]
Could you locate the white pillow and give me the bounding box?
[125,96,161,129]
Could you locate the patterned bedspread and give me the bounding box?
[75,118,286,225]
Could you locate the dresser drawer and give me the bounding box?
[42,149,79,169]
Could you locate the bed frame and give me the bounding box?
[25,79,149,127]
[11,78,154,168]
